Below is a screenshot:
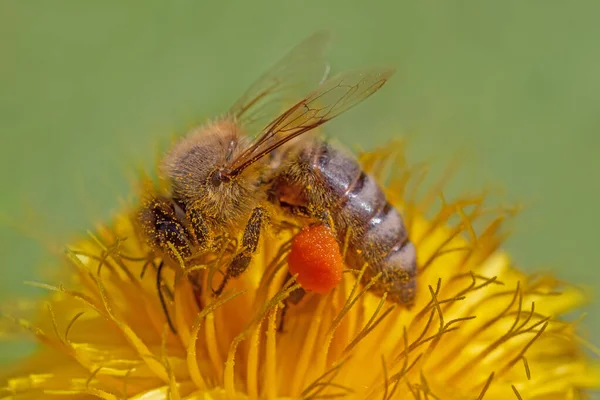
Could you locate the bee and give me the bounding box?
[138,32,417,330]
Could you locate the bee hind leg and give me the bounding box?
[213,207,267,296]
[278,272,306,332]
[275,209,333,332]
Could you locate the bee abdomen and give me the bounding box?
[314,143,386,219]
[348,183,417,305]
[314,142,362,199]
[340,171,387,223]
[314,142,416,305]
[383,240,417,304]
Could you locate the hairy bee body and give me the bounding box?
[269,138,416,305]
[139,120,267,260]
[139,126,416,306]
[136,32,416,326]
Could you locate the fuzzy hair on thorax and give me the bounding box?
[160,118,265,232]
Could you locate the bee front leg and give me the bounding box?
[214,207,267,296]
[139,197,195,259]
[183,207,212,308]
[187,207,210,250]
[139,198,196,334]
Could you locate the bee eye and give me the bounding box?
[209,169,230,187]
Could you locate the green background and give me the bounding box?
[1,0,599,382]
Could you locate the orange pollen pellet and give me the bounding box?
[287,224,344,294]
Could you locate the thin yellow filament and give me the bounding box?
[186,317,207,391]
[205,313,224,383]
[246,319,263,400]
[265,305,279,400]
[290,295,329,395]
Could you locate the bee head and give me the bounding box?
[160,120,259,222]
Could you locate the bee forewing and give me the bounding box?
[267,66,395,133]
[226,66,396,176]
[229,30,332,133]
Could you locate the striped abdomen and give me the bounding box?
[273,140,417,305]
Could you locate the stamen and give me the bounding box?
[265,306,279,400]
[246,319,262,400]
[522,356,531,380]
[94,275,169,382]
[301,358,351,400]
[343,295,394,355]
[315,266,381,380]
[381,355,389,400]
[186,290,243,390]
[476,372,494,400]
[205,313,224,382]
[64,311,85,344]
[291,297,330,395]
[511,385,523,399]
[497,321,549,379]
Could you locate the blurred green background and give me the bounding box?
[1,0,599,377]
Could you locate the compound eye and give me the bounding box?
[209,168,230,187]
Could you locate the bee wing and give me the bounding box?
[226,66,395,177]
[229,30,332,131]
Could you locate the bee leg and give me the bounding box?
[281,205,334,229]
[156,260,178,334]
[312,209,334,229]
[214,207,267,296]
[187,268,205,310]
[278,273,306,332]
[187,207,210,250]
[183,207,211,307]
[150,211,193,328]
[276,210,333,333]
[140,198,195,333]
[139,197,194,259]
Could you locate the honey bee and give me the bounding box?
[138,31,417,327]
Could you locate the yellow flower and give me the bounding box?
[1,141,599,399]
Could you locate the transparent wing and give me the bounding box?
[229,30,332,131]
[226,66,395,177]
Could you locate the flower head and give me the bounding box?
[1,141,598,399]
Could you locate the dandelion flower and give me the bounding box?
[1,141,599,400]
